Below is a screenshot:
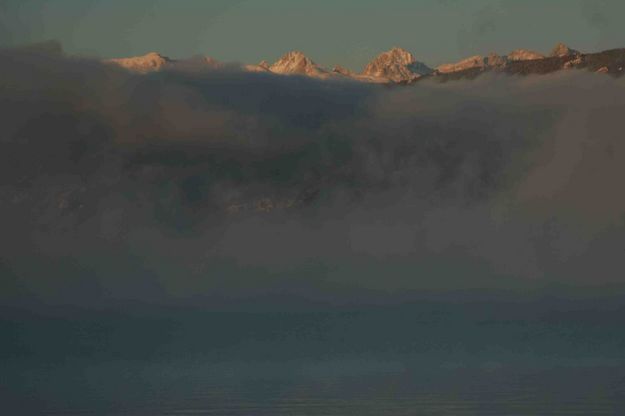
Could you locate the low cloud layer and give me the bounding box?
[2,44,625,308]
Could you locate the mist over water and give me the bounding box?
[2,44,625,414]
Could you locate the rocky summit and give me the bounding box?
[361,47,432,83]
[268,51,328,78]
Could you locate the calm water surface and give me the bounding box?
[3,300,625,415]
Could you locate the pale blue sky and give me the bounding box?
[1,0,624,70]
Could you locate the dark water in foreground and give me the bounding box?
[3,299,625,415]
[10,364,625,415]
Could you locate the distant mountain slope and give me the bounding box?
[436,55,488,74]
[431,46,625,83]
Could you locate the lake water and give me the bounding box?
[3,300,625,415]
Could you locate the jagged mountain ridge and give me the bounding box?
[106,43,625,84]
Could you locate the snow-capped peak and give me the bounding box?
[107,52,172,73]
[268,51,327,77]
[362,47,432,83]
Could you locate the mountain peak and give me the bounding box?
[107,51,172,72]
[362,47,432,83]
[269,50,327,77]
[375,47,416,67]
[550,42,580,57]
[388,47,414,60]
[280,50,307,59]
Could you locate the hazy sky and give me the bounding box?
[1,0,625,70]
